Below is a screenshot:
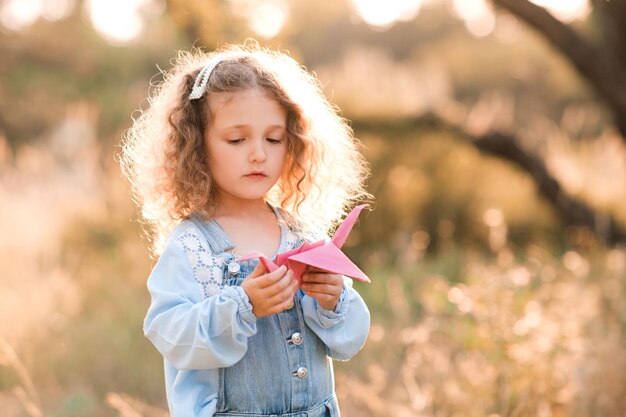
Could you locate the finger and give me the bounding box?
[266,297,295,316]
[263,286,297,315]
[247,261,268,279]
[282,296,295,311]
[303,289,335,304]
[304,289,331,299]
[305,292,338,311]
[264,270,296,298]
[302,272,342,285]
[277,283,298,311]
[256,265,288,289]
[305,266,332,274]
[302,283,340,296]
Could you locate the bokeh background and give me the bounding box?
[1,0,625,416]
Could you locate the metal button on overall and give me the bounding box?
[290,332,303,345]
[227,261,240,276]
[294,367,308,379]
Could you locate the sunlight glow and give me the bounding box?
[465,10,495,37]
[42,0,74,20]
[0,0,74,31]
[493,13,521,43]
[350,0,422,28]
[529,0,590,22]
[247,0,288,39]
[0,0,43,30]
[451,0,589,38]
[1,0,43,31]
[452,0,495,37]
[85,0,156,44]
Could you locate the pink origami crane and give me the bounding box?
[237,204,370,284]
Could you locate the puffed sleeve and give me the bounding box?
[143,225,257,371]
[301,277,370,360]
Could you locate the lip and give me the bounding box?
[245,171,268,178]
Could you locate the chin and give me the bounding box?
[234,190,273,201]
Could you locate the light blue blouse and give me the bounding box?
[143,205,370,417]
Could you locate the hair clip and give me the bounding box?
[188,56,223,100]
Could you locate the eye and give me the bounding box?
[266,137,283,144]
[227,138,245,144]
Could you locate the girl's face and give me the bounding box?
[205,87,288,207]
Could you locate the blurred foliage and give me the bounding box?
[1,0,625,416]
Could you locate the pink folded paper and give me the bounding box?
[237,204,370,284]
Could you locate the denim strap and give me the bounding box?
[189,215,234,255]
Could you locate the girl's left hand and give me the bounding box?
[301,267,344,311]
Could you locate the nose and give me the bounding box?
[249,138,267,163]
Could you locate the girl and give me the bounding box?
[121,43,371,417]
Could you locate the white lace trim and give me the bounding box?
[176,227,225,298]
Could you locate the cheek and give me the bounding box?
[277,147,289,170]
[207,140,233,163]
[206,147,228,178]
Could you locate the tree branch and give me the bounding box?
[352,114,626,245]
[591,0,626,69]
[490,0,626,140]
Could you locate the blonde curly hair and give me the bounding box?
[120,43,371,255]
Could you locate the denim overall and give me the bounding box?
[189,208,340,417]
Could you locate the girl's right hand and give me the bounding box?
[241,264,299,318]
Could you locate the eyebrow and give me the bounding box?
[220,124,286,130]
[225,124,285,129]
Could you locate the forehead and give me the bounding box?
[208,88,286,130]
